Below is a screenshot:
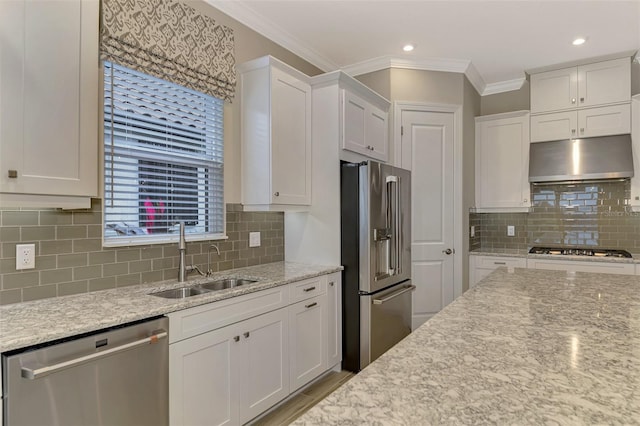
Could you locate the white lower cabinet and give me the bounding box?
[169,308,289,426]
[168,272,342,425]
[469,255,527,287]
[289,295,326,392]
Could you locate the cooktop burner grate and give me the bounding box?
[528,247,632,258]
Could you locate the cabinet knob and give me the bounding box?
[580,97,584,103]
[580,128,584,133]
[274,192,279,197]
[329,281,334,287]
[571,129,576,135]
[243,332,250,338]
[571,98,576,104]
[523,198,528,203]
[8,170,17,178]
[234,336,240,342]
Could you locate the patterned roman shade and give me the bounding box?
[100,0,236,101]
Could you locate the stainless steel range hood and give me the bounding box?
[529,134,634,184]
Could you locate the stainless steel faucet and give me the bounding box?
[178,222,187,282]
[207,244,221,276]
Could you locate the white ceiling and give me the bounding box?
[209,0,640,95]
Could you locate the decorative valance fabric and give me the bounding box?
[100,0,236,101]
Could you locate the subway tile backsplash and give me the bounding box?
[0,200,284,305]
[471,180,640,254]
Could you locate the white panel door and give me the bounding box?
[401,111,455,329]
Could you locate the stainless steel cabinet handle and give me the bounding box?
[303,286,316,292]
[580,97,584,103]
[244,332,250,338]
[234,336,240,342]
[494,261,507,265]
[443,248,453,255]
[8,170,17,178]
[305,302,317,309]
[329,281,334,287]
[274,192,279,197]
[373,285,416,305]
[21,330,168,380]
[571,129,576,135]
[571,98,576,104]
[580,128,584,133]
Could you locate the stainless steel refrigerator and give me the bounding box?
[341,160,413,372]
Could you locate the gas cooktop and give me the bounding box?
[528,247,632,258]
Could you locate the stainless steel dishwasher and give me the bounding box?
[2,316,168,426]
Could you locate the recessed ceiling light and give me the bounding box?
[403,44,414,52]
[572,37,586,46]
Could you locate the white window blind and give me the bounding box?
[103,61,224,246]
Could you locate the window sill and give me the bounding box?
[102,233,229,248]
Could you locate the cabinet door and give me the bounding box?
[326,273,342,368]
[530,67,578,113]
[577,104,631,139]
[270,67,312,205]
[169,325,241,426]
[577,58,631,108]
[530,111,578,142]
[366,103,389,162]
[289,295,326,392]
[475,113,530,210]
[342,90,389,162]
[239,308,289,424]
[0,0,98,197]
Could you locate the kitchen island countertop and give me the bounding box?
[0,261,341,353]
[294,267,640,425]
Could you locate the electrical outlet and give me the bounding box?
[249,232,261,248]
[470,225,475,237]
[16,243,36,270]
[507,225,515,237]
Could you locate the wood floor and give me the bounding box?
[251,370,354,426]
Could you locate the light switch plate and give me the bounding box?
[470,226,475,237]
[507,225,515,237]
[249,232,261,247]
[16,243,36,270]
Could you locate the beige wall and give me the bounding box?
[480,80,530,116]
[632,60,640,95]
[355,69,391,100]
[189,1,323,204]
[389,69,463,104]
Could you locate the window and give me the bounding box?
[103,62,224,246]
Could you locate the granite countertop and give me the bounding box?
[470,248,640,264]
[294,267,640,425]
[0,261,342,353]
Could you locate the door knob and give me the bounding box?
[443,248,453,255]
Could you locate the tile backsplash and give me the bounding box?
[0,200,283,305]
[471,180,640,254]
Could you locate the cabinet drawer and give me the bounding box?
[476,256,527,269]
[168,286,289,343]
[527,259,634,275]
[290,276,326,303]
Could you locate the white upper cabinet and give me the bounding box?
[239,56,312,211]
[342,89,389,162]
[0,0,98,207]
[530,57,631,114]
[475,111,530,212]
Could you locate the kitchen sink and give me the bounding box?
[151,286,209,299]
[150,278,258,299]
[198,278,257,291]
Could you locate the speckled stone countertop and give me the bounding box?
[294,267,640,425]
[0,262,341,353]
[470,248,639,263]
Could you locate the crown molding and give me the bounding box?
[206,0,338,72]
[482,77,526,95]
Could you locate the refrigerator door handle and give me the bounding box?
[372,285,416,305]
[385,175,401,277]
